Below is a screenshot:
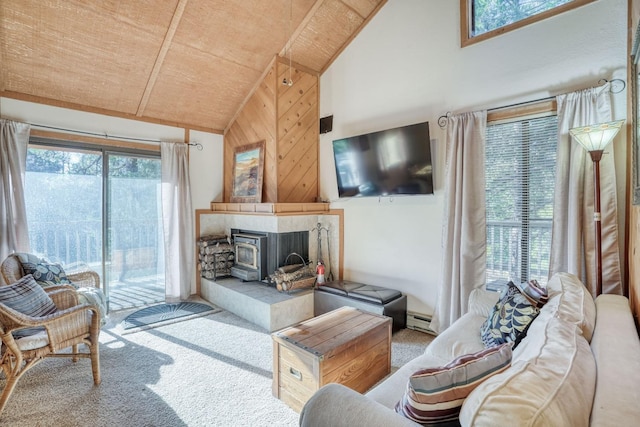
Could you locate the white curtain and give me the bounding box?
[550,86,622,295]
[431,111,488,333]
[161,141,194,301]
[0,119,31,267]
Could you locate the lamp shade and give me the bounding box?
[569,120,625,152]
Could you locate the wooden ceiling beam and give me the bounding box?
[136,0,189,117]
[30,129,161,152]
[319,0,388,74]
[279,0,325,57]
[1,90,223,135]
[225,56,278,135]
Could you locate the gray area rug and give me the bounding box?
[122,301,220,332]
[2,300,433,426]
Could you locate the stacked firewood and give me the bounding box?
[198,234,234,280]
[269,253,316,293]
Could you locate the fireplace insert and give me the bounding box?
[229,229,310,283]
[230,233,268,281]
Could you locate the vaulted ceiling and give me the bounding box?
[0,0,386,134]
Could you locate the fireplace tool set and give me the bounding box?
[312,222,333,283]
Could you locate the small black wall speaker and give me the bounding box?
[319,115,333,134]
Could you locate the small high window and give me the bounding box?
[461,0,596,47]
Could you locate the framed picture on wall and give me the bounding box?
[230,141,265,203]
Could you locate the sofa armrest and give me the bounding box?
[299,383,419,427]
[590,294,640,426]
[467,288,500,317]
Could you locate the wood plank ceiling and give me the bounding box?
[0,0,386,134]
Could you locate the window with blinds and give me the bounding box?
[485,114,558,287]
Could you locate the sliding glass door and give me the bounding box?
[24,141,164,311]
[106,153,164,310]
[25,145,103,272]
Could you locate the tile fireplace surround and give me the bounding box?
[196,203,343,331]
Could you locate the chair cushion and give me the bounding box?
[395,343,512,426]
[14,330,49,350]
[14,253,73,288]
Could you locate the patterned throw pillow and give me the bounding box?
[480,282,540,349]
[395,343,512,426]
[0,275,58,339]
[15,253,73,288]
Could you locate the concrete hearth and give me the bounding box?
[201,277,314,332]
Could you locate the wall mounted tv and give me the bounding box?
[332,121,433,198]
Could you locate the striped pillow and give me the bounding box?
[0,274,57,317]
[515,279,548,308]
[395,343,512,426]
[0,275,58,339]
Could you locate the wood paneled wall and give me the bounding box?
[276,60,319,202]
[224,56,319,203]
[225,58,278,202]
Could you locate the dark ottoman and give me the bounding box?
[314,280,407,332]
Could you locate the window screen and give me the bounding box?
[485,114,557,287]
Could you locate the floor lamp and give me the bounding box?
[569,120,624,296]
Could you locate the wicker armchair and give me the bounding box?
[0,284,101,415]
[0,254,101,289]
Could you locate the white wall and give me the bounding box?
[0,97,224,294]
[189,130,224,207]
[320,0,628,315]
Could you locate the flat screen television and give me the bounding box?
[332,121,433,198]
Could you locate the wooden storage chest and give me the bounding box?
[272,306,392,412]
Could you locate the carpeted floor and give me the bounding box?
[0,300,434,426]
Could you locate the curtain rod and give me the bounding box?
[13,121,204,150]
[437,78,626,129]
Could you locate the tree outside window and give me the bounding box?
[462,0,595,46]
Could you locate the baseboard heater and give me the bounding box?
[406,311,437,336]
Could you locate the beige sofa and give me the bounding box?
[299,273,640,426]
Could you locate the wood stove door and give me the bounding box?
[235,242,258,270]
